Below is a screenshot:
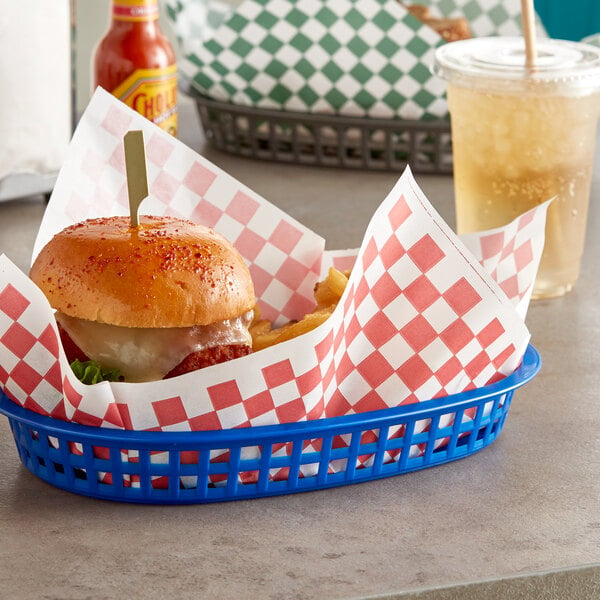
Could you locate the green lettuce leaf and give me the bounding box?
[70,359,122,384]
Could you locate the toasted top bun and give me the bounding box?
[30,215,255,328]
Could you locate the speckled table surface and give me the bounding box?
[0,100,599,600]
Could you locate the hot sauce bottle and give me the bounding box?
[93,0,178,136]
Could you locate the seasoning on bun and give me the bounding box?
[30,215,256,383]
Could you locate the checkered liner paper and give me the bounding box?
[167,0,547,120]
[0,89,547,442]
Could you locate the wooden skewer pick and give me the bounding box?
[123,130,149,228]
[521,0,538,69]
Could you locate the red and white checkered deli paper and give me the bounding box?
[0,89,546,443]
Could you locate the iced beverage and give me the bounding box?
[434,38,600,298]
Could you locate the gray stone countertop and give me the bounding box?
[0,99,599,599]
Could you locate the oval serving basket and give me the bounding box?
[0,345,540,504]
[190,92,453,174]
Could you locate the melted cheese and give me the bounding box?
[56,311,253,383]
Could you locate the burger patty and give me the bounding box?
[58,323,89,363]
[59,324,252,380]
[164,344,252,378]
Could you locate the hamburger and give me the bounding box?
[29,215,256,383]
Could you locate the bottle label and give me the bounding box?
[112,0,159,22]
[112,65,178,136]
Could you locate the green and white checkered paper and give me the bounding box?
[166,0,546,119]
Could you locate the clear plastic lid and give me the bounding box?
[433,37,600,95]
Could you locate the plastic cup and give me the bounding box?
[433,37,600,299]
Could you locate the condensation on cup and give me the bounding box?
[433,37,600,299]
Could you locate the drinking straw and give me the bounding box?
[123,130,149,228]
[521,0,538,68]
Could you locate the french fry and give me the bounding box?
[251,268,351,351]
[272,307,334,341]
[314,267,349,308]
[249,318,272,338]
[252,330,285,351]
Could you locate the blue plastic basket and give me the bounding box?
[0,345,540,504]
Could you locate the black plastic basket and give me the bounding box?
[191,94,452,173]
